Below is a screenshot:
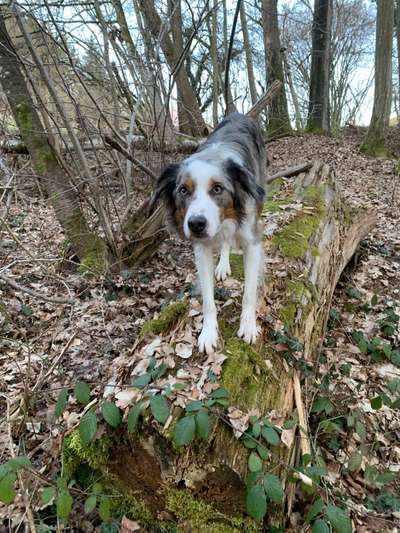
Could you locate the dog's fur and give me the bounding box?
[155,113,267,354]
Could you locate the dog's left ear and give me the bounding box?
[225,159,265,204]
[152,163,181,208]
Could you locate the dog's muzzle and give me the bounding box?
[188,215,207,237]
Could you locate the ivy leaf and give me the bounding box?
[74,382,91,405]
[305,498,325,523]
[261,426,280,446]
[20,304,33,316]
[41,486,56,505]
[326,505,352,533]
[56,490,73,520]
[92,482,103,495]
[348,452,362,472]
[196,410,211,440]
[79,410,97,445]
[242,437,257,449]
[263,473,283,503]
[98,496,111,522]
[257,445,269,460]
[127,402,144,433]
[211,387,229,399]
[375,471,396,484]
[84,494,97,514]
[0,472,16,504]
[185,400,203,412]
[252,422,261,438]
[150,395,170,424]
[101,401,121,428]
[55,388,69,418]
[370,396,382,410]
[355,420,366,440]
[248,452,263,473]
[7,456,31,471]
[132,372,152,388]
[312,519,330,533]
[174,416,196,447]
[246,485,267,521]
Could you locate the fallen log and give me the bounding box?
[66,161,376,530]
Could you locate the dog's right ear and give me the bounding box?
[151,163,181,208]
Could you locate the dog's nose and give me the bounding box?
[188,215,207,235]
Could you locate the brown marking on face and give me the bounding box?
[174,207,186,236]
[209,178,238,222]
[181,176,195,194]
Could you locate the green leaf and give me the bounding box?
[185,400,203,412]
[7,456,31,471]
[263,473,283,503]
[326,505,352,533]
[56,477,68,490]
[127,402,144,433]
[132,372,151,388]
[56,490,73,520]
[74,382,91,405]
[370,396,382,410]
[55,388,69,418]
[312,519,330,533]
[242,437,257,449]
[371,294,378,306]
[252,422,261,438]
[92,482,103,495]
[375,471,396,484]
[211,387,229,399]
[174,416,196,447]
[101,401,121,428]
[355,420,366,440]
[261,426,280,446]
[257,445,269,460]
[248,452,263,472]
[21,304,33,316]
[41,486,56,505]
[283,418,296,429]
[173,383,185,390]
[348,452,362,472]
[98,496,111,522]
[79,410,97,445]
[357,338,368,353]
[84,494,97,514]
[196,411,211,440]
[305,498,325,523]
[246,485,267,521]
[215,398,229,407]
[312,397,334,415]
[150,395,170,424]
[0,472,16,504]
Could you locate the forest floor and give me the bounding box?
[0,128,399,532]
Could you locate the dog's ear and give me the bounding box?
[225,159,265,204]
[152,163,181,208]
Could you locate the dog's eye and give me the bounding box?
[212,184,223,195]
[179,185,189,196]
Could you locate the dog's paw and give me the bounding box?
[238,312,259,345]
[198,322,218,354]
[215,261,231,281]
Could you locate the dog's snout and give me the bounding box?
[188,215,207,235]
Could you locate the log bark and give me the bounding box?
[77,162,376,530]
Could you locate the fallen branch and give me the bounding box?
[0,272,73,305]
[266,162,313,184]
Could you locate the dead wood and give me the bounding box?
[104,161,376,529]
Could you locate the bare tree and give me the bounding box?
[240,1,257,105]
[361,0,394,156]
[262,0,292,136]
[307,0,332,133]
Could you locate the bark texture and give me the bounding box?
[262,0,292,136]
[68,162,376,530]
[0,12,108,272]
[361,0,394,156]
[307,0,332,133]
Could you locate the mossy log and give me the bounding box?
[71,162,376,530]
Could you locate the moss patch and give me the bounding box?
[360,140,392,159]
[142,300,188,336]
[63,430,112,478]
[229,253,244,280]
[272,184,326,258]
[166,489,259,533]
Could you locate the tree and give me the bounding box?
[262,0,292,137]
[0,11,108,272]
[307,0,332,133]
[361,0,394,156]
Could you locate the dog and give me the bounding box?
[154,112,267,354]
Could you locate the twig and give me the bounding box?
[266,162,313,184]
[293,371,311,457]
[224,0,242,114]
[246,80,282,119]
[103,136,157,181]
[0,272,73,305]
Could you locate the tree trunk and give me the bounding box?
[307,0,332,133]
[361,0,394,156]
[66,162,376,530]
[211,0,220,126]
[136,0,208,137]
[262,0,292,137]
[396,0,400,106]
[240,1,258,106]
[0,12,109,273]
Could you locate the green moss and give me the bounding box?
[63,430,112,478]
[78,240,109,275]
[141,300,188,336]
[166,489,259,533]
[360,140,392,158]
[272,184,326,258]
[311,247,320,257]
[229,253,244,280]
[279,303,296,328]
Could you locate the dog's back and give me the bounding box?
[196,112,267,187]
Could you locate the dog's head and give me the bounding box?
[154,157,265,240]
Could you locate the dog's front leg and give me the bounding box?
[194,243,218,354]
[238,240,263,344]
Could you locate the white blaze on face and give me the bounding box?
[183,159,221,240]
